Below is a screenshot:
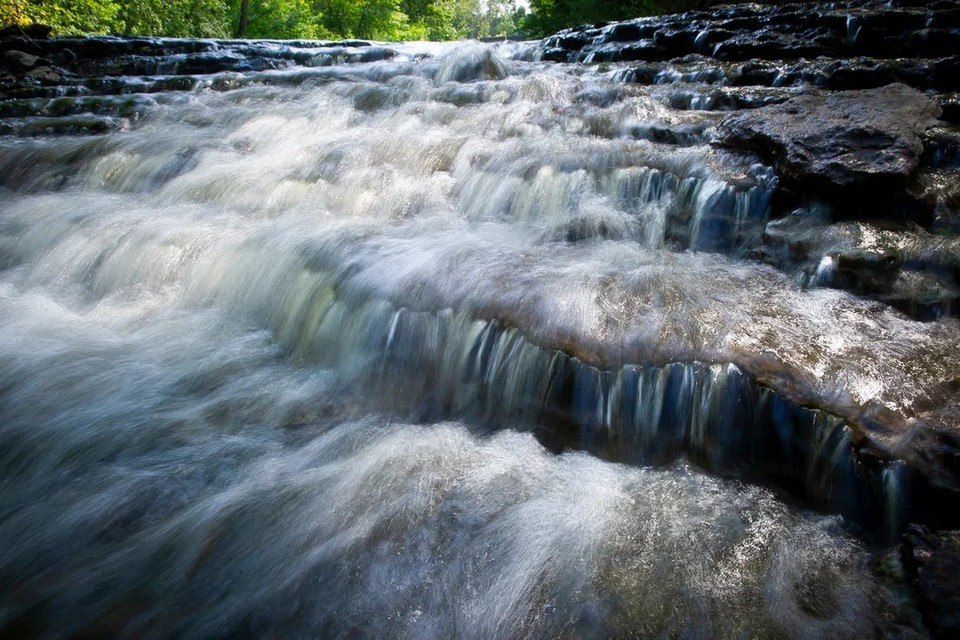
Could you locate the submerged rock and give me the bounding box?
[714,84,941,214]
[433,45,509,84]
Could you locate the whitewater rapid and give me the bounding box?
[0,41,944,637]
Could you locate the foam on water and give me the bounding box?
[0,290,895,637]
[0,39,951,637]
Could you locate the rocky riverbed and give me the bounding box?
[2,1,960,638]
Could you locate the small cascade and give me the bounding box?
[241,262,906,536]
[845,15,863,47]
[881,461,908,543]
[454,158,776,251]
[4,2,960,635]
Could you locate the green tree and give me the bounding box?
[354,0,410,40]
[2,0,533,41]
[3,0,120,34]
[487,0,521,37]
[237,0,248,35]
[311,0,428,41]
[116,0,230,36]
[238,0,325,39]
[400,0,456,40]
[310,0,359,37]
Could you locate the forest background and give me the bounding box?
[1,1,729,41]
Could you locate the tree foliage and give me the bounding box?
[3,0,120,34]
[4,0,536,39]
[117,0,231,37]
[238,0,325,39]
[1,0,719,40]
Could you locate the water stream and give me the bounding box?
[0,39,952,637]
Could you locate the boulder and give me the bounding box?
[2,49,40,71]
[828,248,903,293]
[713,84,941,206]
[603,23,648,43]
[24,66,61,84]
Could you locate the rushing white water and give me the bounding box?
[0,41,949,637]
[0,292,896,638]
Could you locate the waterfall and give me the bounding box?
[2,10,958,635]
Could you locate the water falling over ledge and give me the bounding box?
[4,2,960,635]
[249,274,914,541]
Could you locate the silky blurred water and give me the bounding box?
[0,294,895,637]
[0,42,940,638]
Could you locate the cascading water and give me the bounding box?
[2,14,960,638]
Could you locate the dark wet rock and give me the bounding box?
[712,31,839,61]
[664,85,795,111]
[882,270,959,320]
[611,54,960,94]
[920,169,960,232]
[580,41,670,64]
[829,249,903,294]
[23,66,61,84]
[758,213,960,320]
[555,34,590,51]
[0,33,402,116]
[909,28,960,57]
[0,94,154,120]
[349,47,396,64]
[693,28,734,53]
[543,0,960,73]
[2,49,42,71]
[1,48,65,89]
[770,55,960,93]
[653,28,694,55]
[625,121,711,146]
[606,23,647,43]
[539,47,569,63]
[0,114,124,136]
[902,526,960,638]
[0,34,395,82]
[538,0,960,97]
[714,84,941,216]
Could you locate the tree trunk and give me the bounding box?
[237,0,250,38]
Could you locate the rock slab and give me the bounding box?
[714,83,941,197]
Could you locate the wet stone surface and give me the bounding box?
[714,83,941,203]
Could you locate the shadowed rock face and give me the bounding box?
[0,34,394,98]
[539,0,960,66]
[537,0,960,134]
